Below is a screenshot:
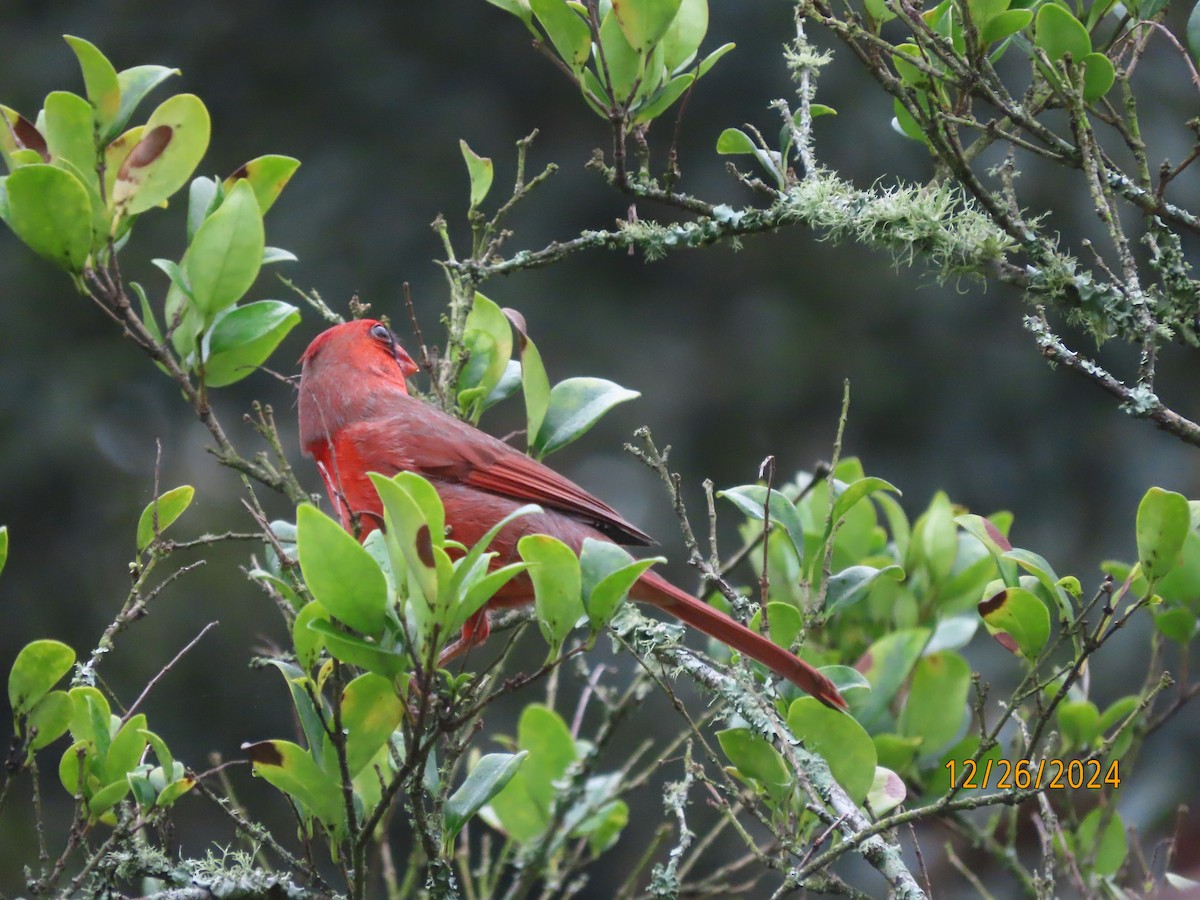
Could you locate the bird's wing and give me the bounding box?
[341,404,655,546]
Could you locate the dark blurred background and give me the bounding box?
[2,1,1199,895]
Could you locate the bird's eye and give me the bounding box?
[370,323,391,342]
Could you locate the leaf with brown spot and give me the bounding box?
[0,106,48,166]
[240,738,343,830]
[415,523,435,567]
[978,586,1049,659]
[111,93,210,216]
[221,154,300,215]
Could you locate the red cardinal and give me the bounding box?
[297,319,847,710]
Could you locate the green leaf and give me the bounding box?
[1034,3,1091,61]
[533,377,639,458]
[1081,52,1115,102]
[1137,487,1189,584]
[864,0,897,23]
[44,92,97,187]
[112,93,211,216]
[63,36,121,132]
[136,485,195,552]
[27,691,74,751]
[898,651,970,756]
[0,106,47,169]
[109,65,178,141]
[458,292,514,421]
[459,140,494,209]
[717,728,791,801]
[184,179,264,320]
[694,41,734,78]
[337,673,404,778]
[9,640,76,717]
[104,714,148,784]
[1154,607,1197,643]
[1074,808,1127,878]
[662,0,707,70]
[978,586,1050,659]
[519,534,584,655]
[825,565,904,615]
[1189,0,1200,66]
[368,473,442,612]
[0,525,8,579]
[243,739,344,830]
[716,127,756,155]
[488,705,577,842]
[1003,547,1071,623]
[530,0,592,74]
[718,484,806,565]
[854,628,930,728]
[612,0,683,52]
[504,310,552,449]
[223,155,300,215]
[598,10,643,99]
[967,0,1010,27]
[4,164,92,270]
[633,72,695,124]
[484,0,535,25]
[202,300,300,387]
[788,697,877,803]
[918,491,957,583]
[981,8,1032,43]
[1057,700,1100,748]
[296,504,389,637]
[444,751,528,844]
[580,538,664,629]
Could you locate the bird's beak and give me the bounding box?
[394,344,419,379]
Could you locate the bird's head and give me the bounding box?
[299,319,420,387]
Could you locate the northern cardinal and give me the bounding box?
[297,319,847,710]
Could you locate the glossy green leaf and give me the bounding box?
[223,154,300,216]
[444,751,528,844]
[104,714,148,784]
[0,525,8,579]
[718,484,806,565]
[337,673,404,778]
[981,8,1032,42]
[612,0,682,52]
[458,292,513,419]
[747,602,802,654]
[64,36,121,131]
[293,602,329,671]
[1004,547,1071,622]
[4,164,92,270]
[716,127,756,155]
[243,739,344,829]
[488,704,577,842]
[633,72,694,124]
[531,0,591,73]
[717,728,791,801]
[873,733,923,772]
[9,640,76,717]
[1074,808,1127,877]
[484,0,535,25]
[509,313,551,448]
[296,504,388,637]
[1034,3,1090,61]
[580,538,664,629]
[1189,0,1200,66]
[854,628,930,728]
[306,619,408,677]
[661,0,707,70]
[898,651,970,755]
[185,179,264,319]
[598,10,643,99]
[202,300,300,387]
[788,697,877,803]
[519,534,584,654]
[1081,52,1115,102]
[368,473,441,610]
[979,586,1050,659]
[136,484,195,552]
[67,686,112,747]
[1137,487,1189,584]
[109,65,178,141]
[533,377,639,458]
[826,564,904,615]
[694,40,734,78]
[112,93,210,216]
[44,92,97,187]
[27,691,74,751]
[459,139,494,209]
[926,614,980,653]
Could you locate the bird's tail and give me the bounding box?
[631,570,848,711]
